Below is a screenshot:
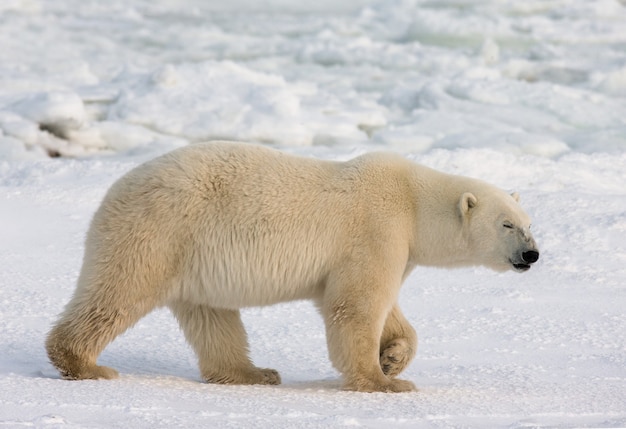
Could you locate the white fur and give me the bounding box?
[46,142,538,392]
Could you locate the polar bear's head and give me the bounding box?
[459,189,539,273]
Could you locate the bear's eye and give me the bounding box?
[503,222,514,229]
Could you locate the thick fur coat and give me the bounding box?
[46,142,539,392]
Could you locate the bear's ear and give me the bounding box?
[459,192,477,216]
[511,192,520,202]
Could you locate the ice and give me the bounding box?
[0,0,625,428]
[2,0,626,157]
[106,61,384,146]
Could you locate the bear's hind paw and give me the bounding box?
[203,366,281,385]
[255,367,281,385]
[344,376,416,393]
[60,364,119,381]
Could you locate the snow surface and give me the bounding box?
[1,0,625,428]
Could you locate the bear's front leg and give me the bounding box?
[321,278,416,393]
[379,303,417,378]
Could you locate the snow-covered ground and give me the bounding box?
[1,0,625,428]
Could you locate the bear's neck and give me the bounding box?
[408,174,474,268]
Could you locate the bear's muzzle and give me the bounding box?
[510,248,539,272]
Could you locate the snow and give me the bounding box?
[0,0,625,428]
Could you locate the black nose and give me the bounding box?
[522,250,539,264]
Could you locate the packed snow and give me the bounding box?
[1,0,625,428]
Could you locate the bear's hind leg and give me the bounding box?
[46,317,120,380]
[379,303,417,378]
[169,301,280,385]
[46,287,159,380]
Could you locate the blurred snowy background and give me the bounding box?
[2,0,626,158]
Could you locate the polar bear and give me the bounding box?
[46,142,539,392]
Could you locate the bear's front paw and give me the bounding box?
[380,338,413,378]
